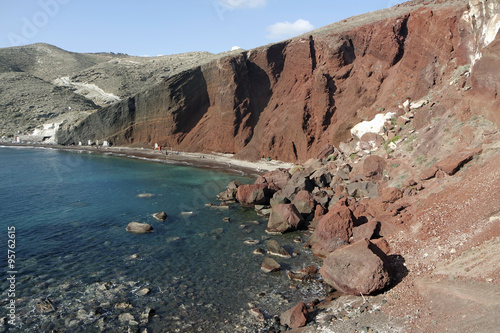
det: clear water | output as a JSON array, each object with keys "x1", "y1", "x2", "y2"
[{"x1": 0, "y1": 147, "x2": 325, "y2": 332}]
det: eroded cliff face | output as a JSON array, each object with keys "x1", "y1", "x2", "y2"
[{"x1": 57, "y1": 0, "x2": 499, "y2": 162}]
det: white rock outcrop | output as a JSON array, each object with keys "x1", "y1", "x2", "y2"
[{"x1": 350, "y1": 112, "x2": 396, "y2": 140}]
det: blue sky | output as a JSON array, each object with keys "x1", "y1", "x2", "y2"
[{"x1": 0, "y1": 0, "x2": 407, "y2": 56}]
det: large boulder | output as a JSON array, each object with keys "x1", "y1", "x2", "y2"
[
  {"x1": 292, "y1": 190, "x2": 316, "y2": 216},
  {"x1": 307, "y1": 199, "x2": 354, "y2": 250},
  {"x1": 126, "y1": 222, "x2": 154, "y2": 234},
  {"x1": 267, "y1": 204, "x2": 305, "y2": 234},
  {"x1": 363, "y1": 155, "x2": 387, "y2": 180},
  {"x1": 319, "y1": 239, "x2": 391, "y2": 295},
  {"x1": 280, "y1": 302, "x2": 308, "y2": 329},
  {"x1": 236, "y1": 183, "x2": 270, "y2": 205},
  {"x1": 434, "y1": 149, "x2": 482, "y2": 175}
]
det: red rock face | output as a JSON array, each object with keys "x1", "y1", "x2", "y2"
[{"x1": 58, "y1": 0, "x2": 496, "y2": 164}]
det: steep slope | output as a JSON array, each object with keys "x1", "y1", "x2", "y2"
[
  {"x1": 57, "y1": 0, "x2": 498, "y2": 164},
  {"x1": 0, "y1": 43, "x2": 223, "y2": 137}
]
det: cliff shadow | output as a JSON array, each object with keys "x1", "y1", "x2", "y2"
[
  {"x1": 241, "y1": 60, "x2": 272, "y2": 145},
  {"x1": 172, "y1": 67, "x2": 210, "y2": 136}
]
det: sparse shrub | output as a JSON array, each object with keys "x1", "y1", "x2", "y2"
[{"x1": 416, "y1": 155, "x2": 426, "y2": 165}]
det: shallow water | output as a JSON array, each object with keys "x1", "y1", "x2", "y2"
[{"x1": 0, "y1": 147, "x2": 325, "y2": 332}]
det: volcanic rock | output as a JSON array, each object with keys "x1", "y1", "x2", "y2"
[
  {"x1": 434, "y1": 149, "x2": 482, "y2": 175},
  {"x1": 152, "y1": 211, "x2": 167, "y2": 221},
  {"x1": 380, "y1": 187, "x2": 403, "y2": 203},
  {"x1": 267, "y1": 204, "x2": 305, "y2": 234},
  {"x1": 291, "y1": 190, "x2": 316, "y2": 216},
  {"x1": 353, "y1": 220, "x2": 381, "y2": 242},
  {"x1": 280, "y1": 302, "x2": 308, "y2": 328},
  {"x1": 126, "y1": 222, "x2": 154, "y2": 234},
  {"x1": 266, "y1": 239, "x2": 291, "y2": 258},
  {"x1": 319, "y1": 239, "x2": 391, "y2": 295},
  {"x1": 312, "y1": 237, "x2": 349, "y2": 258},
  {"x1": 236, "y1": 183, "x2": 270, "y2": 205},
  {"x1": 261, "y1": 257, "x2": 281, "y2": 273},
  {"x1": 307, "y1": 199, "x2": 354, "y2": 248},
  {"x1": 363, "y1": 156, "x2": 387, "y2": 180}
]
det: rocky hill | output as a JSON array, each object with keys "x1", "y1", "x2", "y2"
[
  {"x1": 56, "y1": 0, "x2": 499, "y2": 163},
  {"x1": 0, "y1": 43, "x2": 222, "y2": 137}
]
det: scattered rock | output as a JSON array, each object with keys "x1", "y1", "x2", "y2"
[
  {"x1": 253, "y1": 248, "x2": 265, "y2": 255},
  {"x1": 266, "y1": 239, "x2": 291, "y2": 258},
  {"x1": 299, "y1": 265, "x2": 318, "y2": 275},
  {"x1": 319, "y1": 239, "x2": 391, "y2": 295},
  {"x1": 249, "y1": 308, "x2": 265, "y2": 322},
  {"x1": 137, "y1": 288, "x2": 151, "y2": 296},
  {"x1": 35, "y1": 298, "x2": 55, "y2": 313},
  {"x1": 261, "y1": 257, "x2": 281, "y2": 273},
  {"x1": 137, "y1": 193, "x2": 154, "y2": 198},
  {"x1": 280, "y1": 301, "x2": 308, "y2": 328},
  {"x1": 126, "y1": 222, "x2": 154, "y2": 234},
  {"x1": 118, "y1": 313, "x2": 135, "y2": 323},
  {"x1": 267, "y1": 204, "x2": 305, "y2": 234},
  {"x1": 244, "y1": 239, "x2": 260, "y2": 245},
  {"x1": 152, "y1": 211, "x2": 167, "y2": 221}
]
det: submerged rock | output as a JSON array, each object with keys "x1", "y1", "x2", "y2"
[
  {"x1": 266, "y1": 239, "x2": 291, "y2": 258},
  {"x1": 261, "y1": 257, "x2": 281, "y2": 273},
  {"x1": 152, "y1": 211, "x2": 168, "y2": 221},
  {"x1": 126, "y1": 222, "x2": 154, "y2": 234},
  {"x1": 137, "y1": 193, "x2": 154, "y2": 198},
  {"x1": 280, "y1": 301, "x2": 308, "y2": 328}
]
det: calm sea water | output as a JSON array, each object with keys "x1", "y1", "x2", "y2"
[{"x1": 0, "y1": 147, "x2": 324, "y2": 332}]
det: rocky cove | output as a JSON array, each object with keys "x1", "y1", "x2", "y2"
[{"x1": 1, "y1": 0, "x2": 500, "y2": 331}]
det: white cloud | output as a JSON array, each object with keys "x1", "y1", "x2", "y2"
[
  {"x1": 266, "y1": 19, "x2": 314, "y2": 40},
  {"x1": 218, "y1": 0, "x2": 267, "y2": 9}
]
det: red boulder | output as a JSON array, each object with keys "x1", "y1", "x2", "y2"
[
  {"x1": 319, "y1": 239, "x2": 391, "y2": 295},
  {"x1": 280, "y1": 302, "x2": 308, "y2": 328}
]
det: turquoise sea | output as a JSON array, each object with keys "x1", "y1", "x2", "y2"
[{"x1": 0, "y1": 147, "x2": 324, "y2": 332}]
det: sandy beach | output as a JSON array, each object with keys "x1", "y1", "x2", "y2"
[{"x1": 0, "y1": 143, "x2": 294, "y2": 177}]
